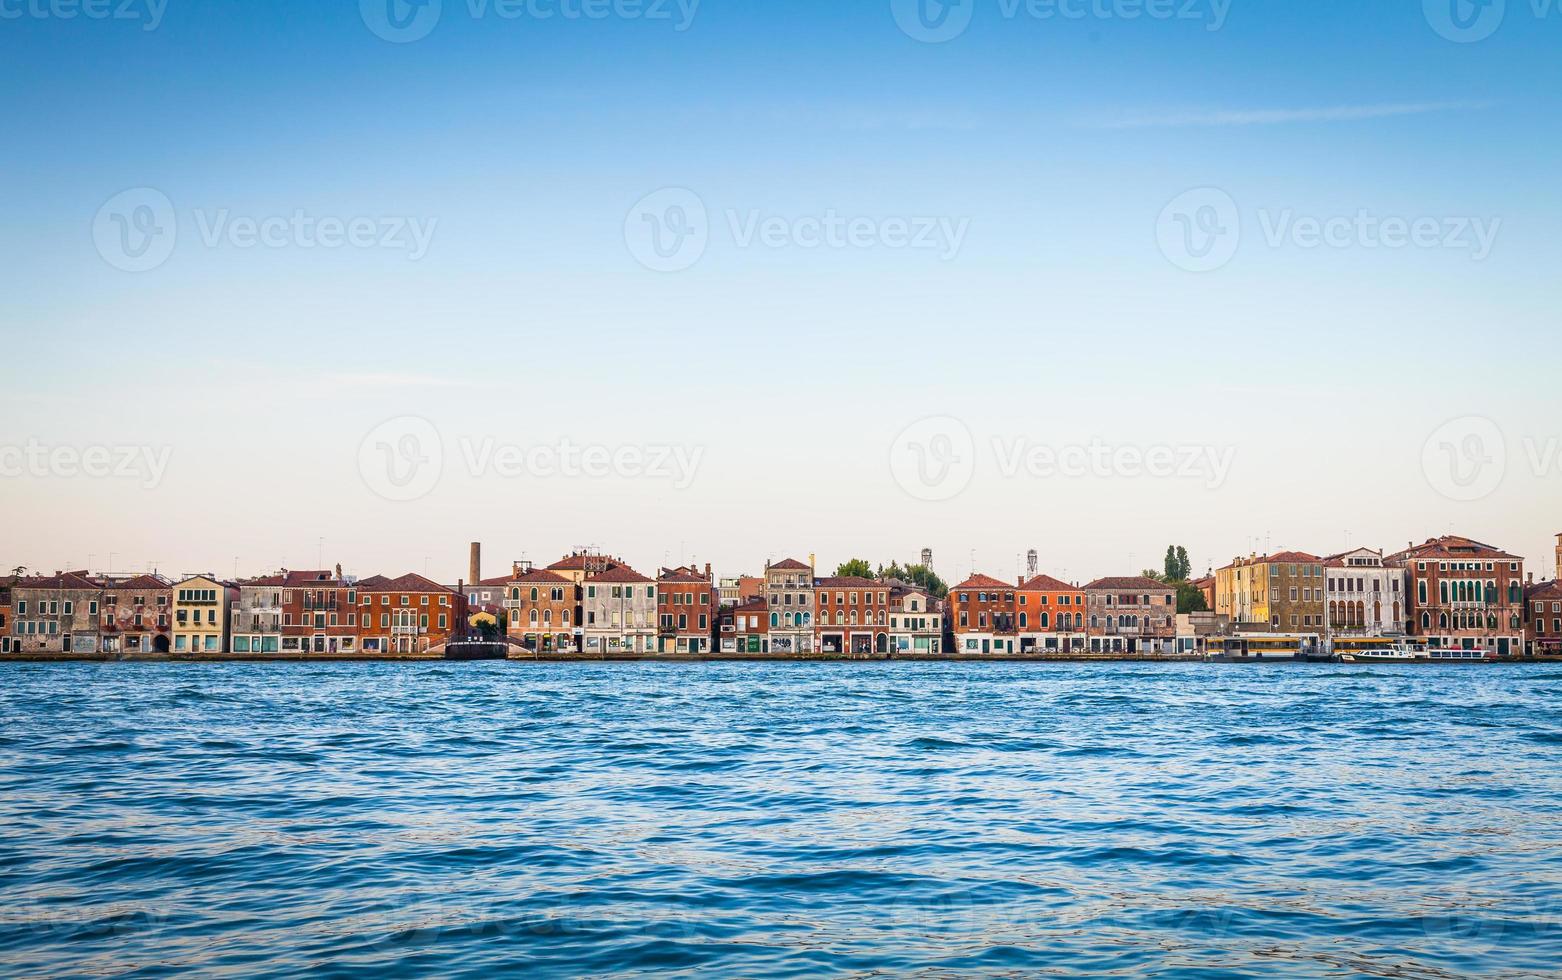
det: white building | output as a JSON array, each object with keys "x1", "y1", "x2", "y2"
[
  {"x1": 764, "y1": 558, "x2": 815, "y2": 655},
  {"x1": 582, "y1": 565, "x2": 657, "y2": 654},
  {"x1": 1324, "y1": 548, "x2": 1407, "y2": 638},
  {"x1": 888, "y1": 585, "x2": 942, "y2": 655}
]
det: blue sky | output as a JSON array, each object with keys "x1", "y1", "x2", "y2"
[{"x1": 2, "y1": 0, "x2": 1559, "y2": 583}]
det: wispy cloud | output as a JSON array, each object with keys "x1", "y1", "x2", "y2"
[{"x1": 1090, "y1": 100, "x2": 1492, "y2": 130}]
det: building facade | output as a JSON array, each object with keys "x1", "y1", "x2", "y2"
[
  {"x1": 1214, "y1": 552, "x2": 1327, "y2": 633},
  {"x1": 1388, "y1": 536, "x2": 1525, "y2": 657},
  {"x1": 99, "y1": 574, "x2": 172, "y2": 655},
  {"x1": 1016, "y1": 573, "x2": 1086, "y2": 653},
  {"x1": 763, "y1": 558, "x2": 815, "y2": 655},
  {"x1": 583, "y1": 565, "x2": 657, "y2": 654},
  {"x1": 0, "y1": 575, "x2": 12, "y2": 654},
  {"x1": 949, "y1": 574, "x2": 1018, "y2": 655},
  {"x1": 1085, "y1": 576, "x2": 1177, "y2": 654},
  {"x1": 1322, "y1": 548, "x2": 1407, "y2": 638},
  {"x1": 724, "y1": 596, "x2": 769, "y2": 653},
  {"x1": 356, "y1": 573, "x2": 465, "y2": 654},
  {"x1": 888, "y1": 585, "x2": 942, "y2": 655},
  {"x1": 280, "y1": 569, "x2": 357, "y2": 655},
  {"x1": 172, "y1": 575, "x2": 237, "y2": 655},
  {"x1": 1527, "y1": 579, "x2": 1562, "y2": 658},
  {"x1": 814, "y1": 576, "x2": 889, "y2": 655},
  {"x1": 11, "y1": 572, "x2": 101, "y2": 655},
  {"x1": 231, "y1": 575, "x2": 285, "y2": 655},
  {"x1": 657, "y1": 565, "x2": 715, "y2": 654},
  {"x1": 507, "y1": 568, "x2": 579, "y2": 653}
]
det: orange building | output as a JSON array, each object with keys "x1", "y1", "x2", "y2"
[
  {"x1": 814, "y1": 576, "x2": 890, "y2": 655},
  {"x1": 1016, "y1": 573, "x2": 1086, "y2": 653},
  {"x1": 356, "y1": 573, "x2": 466, "y2": 654},
  {"x1": 507, "y1": 568, "x2": 579, "y2": 653}
]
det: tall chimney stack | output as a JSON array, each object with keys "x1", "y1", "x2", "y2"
[{"x1": 469, "y1": 542, "x2": 481, "y2": 586}]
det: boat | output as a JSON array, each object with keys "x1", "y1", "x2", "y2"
[
  {"x1": 1338, "y1": 646, "x2": 1423, "y2": 664},
  {"x1": 1205, "y1": 634, "x2": 1321, "y2": 663}
]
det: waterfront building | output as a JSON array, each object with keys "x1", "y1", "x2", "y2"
[
  {"x1": 1322, "y1": 548, "x2": 1406, "y2": 639},
  {"x1": 814, "y1": 576, "x2": 889, "y2": 655},
  {"x1": 507, "y1": 567, "x2": 578, "y2": 653},
  {"x1": 658, "y1": 565, "x2": 716, "y2": 654},
  {"x1": 724, "y1": 596, "x2": 769, "y2": 654},
  {"x1": 10, "y1": 571, "x2": 101, "y2": 655},
  {"x1": 1214, "y1": 552, "x2": 1327, "y2": 636},
  {"x1": 764, "y1": 558, "x2": 815, "y2": 655},
  {"x1": 356, "y1": 573, "x2": 465, "y2": 654},
  {"x1": 1192, "y1": 575, "x2": 1215, "y2": 611},
  {"x1": 888, "y1": 585, "x2": 942, "y2": 655},
  {"x1": 280, "y1": 568, "x2": 357, "y2": 655},
  {"x1": 465, "y1": 576, "x2": 512, "y2": 622},
  {"x1": 0, "y1": 573, "x2": 12, "y2": 654},
  {"x1": 582, "y1": 564, "x2": 657, "y2": 654},
  {"x1": 98, "y1": 574, "x2": 172, "y2": 655},
  {"x1": 1526, "y1": 576, "x2": 1562, "y2": 658},
  {"x1": 1084, "y1": 576, "x2": 1177, "y2": 654},
  {"x1": 171, "y1": 575, "x2": 238, "y2": 655},
  {"x1": 1387, "y1": 535, "x2": 1525, "y2": 657},
  {"x1": 718, "y1": 575, "x2": 764, "y2": 605},
  {"x1": 231, "y1": 574, "x2": 285, "y2": 655},
  {"x1": 1016, "y1": 573, "x2": 1086, "y2": 654},
  {"x1": 948, "y1": 573, "x2": 1017, "y2": 655}
]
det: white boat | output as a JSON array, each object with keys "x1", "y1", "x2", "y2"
[{"x1": 1338, "y1": 646, "x2": 1423, "y2": 663}]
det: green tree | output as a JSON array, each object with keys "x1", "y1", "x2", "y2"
[
  {"x1": 1175, "y1": 546, "x2": 1192, "y2": 581},
  {"x1": 836, "y1": 558, "x2": 874, "y2": 579},
  {"x1": 1175, "y1": 580, "x2": 1209, "y2": 614},
  {"x1": 1164, "y1": 546, "x2": 1178, "y2": 580}
]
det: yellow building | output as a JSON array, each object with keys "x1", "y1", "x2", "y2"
[
  {"x1": 172, "y1": 575, "x2": 237, "y2": 654},
  {"x1": 1214, "y1": 552, "x2": 1327, "y2": 632}
]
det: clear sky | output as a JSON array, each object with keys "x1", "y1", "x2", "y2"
[{"x1": 2, "y1": 0, "x2": 1559, "y2": 585}]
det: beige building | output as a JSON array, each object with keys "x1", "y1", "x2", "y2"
[
  {"x1": 582, "y1": 564, "x2": 657, "y2": 654},
  {"x1": 172, "y1": 575, "x2": 237, "y2": 654},
  {"x1": 764, "y1": 558, "x2": 815, "y2": 655}
]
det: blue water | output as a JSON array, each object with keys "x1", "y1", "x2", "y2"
[{"x1": 2, "y1": 663, "x2": 1561, "y2": 978}]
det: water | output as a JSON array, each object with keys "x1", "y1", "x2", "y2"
[{"x1": 2, "y1": 662, "x2": 1561, "y2": 978}]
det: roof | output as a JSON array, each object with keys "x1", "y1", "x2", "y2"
[
  {"x1": 1218, "y1": 551, "x2": 1321, "y2": 570},
  {"x1": 1019, "y1": 573, "x2": 1077, "y2": 592},
  {"x1": 547, "y1": 553, "x2": 617, "y2": 571},
  {"x1": 1387, "y1": 536, "x2": 1522, "y2": 563},
  {"x1": 474, "y1": 575, "x2": 512, "y2": 587},
  {"x1": 15, "y1": 571, "x2": 100, "y2": 591},
  {"x1": 769, "y1": 558, "x2": 811, "y2": 571},
  {"x1": 359, "y1": 573, "x2": 457, "y2": 594},
  {"x1": 511, "y1": 569, "x2": 571, "y2": 585},
  {"x1": 1084, "y1": 576, "x2": 1174, "y2": 591},
  {"x1": 658, "y1": 568, "x2": 710, "y2": 584},
  {"x1": 1528, "y1": 580, "x2": 1562, "y2": 599},
  {"x1": 586, "y1": 564, "x2": 653, "y2": 584},
  {"x1": 814, "y1": 576, "x2": 881, "y2": 589},
  {"x1": 110, "y1": 574, "x2": 173, "y2": 591},
  {"x1": 952, "y1": 573, "x2": 1013, "y2": 591}
]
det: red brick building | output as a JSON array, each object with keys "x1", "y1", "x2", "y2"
[
  {"x1": 1387, "y1": 535, "x2": 1525, "y2": 658},
  {"x1": 0, "y1": 574, "x2": 12, "y2": 655},
  {"x1": 1527, "y1": 579, "x2": 1562, "y2": 658},
  {"x1": 281, "y1": 569, "x2": 358, "y2": 655},
  {"x1": 814, "y1": 576, "x2": 891, "y2": 655},
  {"x1": 658, "y1": 565, "x2": 716, "y2": 654},
  {"x1": 357, "y1": 573, "x2": 467, "y2": 654},
  {"x1": 724, "y1": 596, "x2": 769, "y2": 654},
  {"x1": 948, "y1": 573, "x2": 1018, "y2": 655},
  {"x1": 507, "y1": 568, "x2": 578, "y2": 653},
  {"x1": 1085, "y1": 576, "x2": 1177, "y2": 654}
]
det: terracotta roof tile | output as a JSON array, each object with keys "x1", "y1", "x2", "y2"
[{"x1": 952, "y1": 573, "x2": 1012, "y2": 590}]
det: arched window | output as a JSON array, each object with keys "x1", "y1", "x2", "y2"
[
  {"x1": 1039, "y1": 612, "x2": 1049, "y2": 630},
  {"x1": 1439, "y1": 613, "x2": 1449, "y2": 629},
  {"x1": 530, "y1": 587, "x2": 539, "y2": 602},
  {"x1": 543, "y1": 610, "x2": 551, "y2": 625},
  {"x1": 771, "y1": 612, "x2": 779, "y2": 628},
  {"x1": 1422, "y1": 612, "x2": 1431, "y2": 628},
  {"x1": 529, "y1": 610, "x2": 538, "y2": 625}
]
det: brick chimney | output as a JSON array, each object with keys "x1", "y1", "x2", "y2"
[{"x1": 468, "y1": 542, "x2": 481, "y2": 586}]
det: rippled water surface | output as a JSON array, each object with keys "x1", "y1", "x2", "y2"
[{"x1": 3, "y1": 662, "x2": 1562, "y2": 978}]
